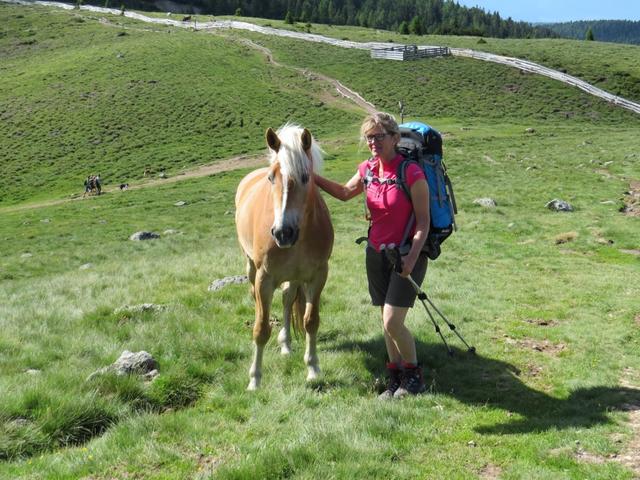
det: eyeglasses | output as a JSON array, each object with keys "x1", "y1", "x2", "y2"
[{"x1": 365, "y1": 133, "x2": 388, "y2": 143}]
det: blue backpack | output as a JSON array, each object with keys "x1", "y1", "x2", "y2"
[{"x1": 396, "y1": 121, "x2": 457, "y2": 260}]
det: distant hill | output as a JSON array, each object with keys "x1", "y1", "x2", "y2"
[
  {"x1": 545, "y1": 20, "x2": 640, "y2": 45},
  {"x1": 94, "y1": 0, "x2": 558, "y2": 39}
]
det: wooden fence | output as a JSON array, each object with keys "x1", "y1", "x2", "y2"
[
  {"x1": 370, "y1": 45, "x2": 451, "y2": 61},
  {"x1": 449, "y1": 48, "x2": 640, "y2": 115}
]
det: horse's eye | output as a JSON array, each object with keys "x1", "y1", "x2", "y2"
[
  {"x1": 267, "y1": 173, "x2": 275, "y2": 184},
  {"x1": 301, "y1": 173, "x2": 309, "y2": 185}
]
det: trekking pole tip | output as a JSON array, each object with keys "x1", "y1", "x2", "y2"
[{"x1": 468, "y1": 346, "x2": 476, "y2": 355}]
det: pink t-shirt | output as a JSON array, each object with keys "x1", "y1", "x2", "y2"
[{"x1": 357, "y1": 154, "x2": 425, "y2": 252}]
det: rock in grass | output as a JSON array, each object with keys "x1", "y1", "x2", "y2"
[
  {"x1": 208, "y1": 275, "x2": 248, "y2": 291},
  {"x1": 112, "y1": 351, "x2": 159, "y2": 376},
  {"x1": 87, "y1": 350, "x2": 159, "y2": 381},
  {"x1": 473, "y1": 198, "x2": 497, "y2": 208},
  {"x1": 546, "y1": 199, "x2": 574, "y2": 212},
  {"x1": 129, "y1": 231, "x2": 160, "y2": 241}
]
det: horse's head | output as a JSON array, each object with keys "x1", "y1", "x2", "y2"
[{"x1": 265, "y1": 125, "x2": 322, "y2": 248}]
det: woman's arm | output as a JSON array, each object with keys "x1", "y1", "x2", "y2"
[
  {"x1": 400, "y1": 178, "x2": 429, "y2": 277},
  {"x1": 315, "y1": 171, "x2": 363, "y2": 201}
]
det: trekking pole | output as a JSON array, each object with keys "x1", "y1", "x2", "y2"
[
  {"x1": 380, "y1": 243, "x2": 453, "y2": 355},
  {"x1": 382, "y1": 244, "x2": 476, "y2": 356}
]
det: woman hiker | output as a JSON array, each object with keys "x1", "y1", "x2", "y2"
[{"x1": 314, "y1": 112, "x2": 430, "y2": 399}]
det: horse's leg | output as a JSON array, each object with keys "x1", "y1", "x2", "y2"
[
  {"x1": 302, "y1": 264, "x2": 328, "y2": 381},
  {"x1": 248, "y1": 268, "x2": 274, "y2": 390},
  {"x1": 246, "y1": 256, "x2": 256, "y2": 300},
  {"x1": 278, "y1": 282, "x2": 296, "y2": 355}
]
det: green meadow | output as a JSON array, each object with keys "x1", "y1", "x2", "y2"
[{"x1": 1, "y1": 3, "x2": 639, "y2": 479}]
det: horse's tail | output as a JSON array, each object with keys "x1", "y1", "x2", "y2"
[{"x1": 292, "y1": 285, "x2": 306, "y2": 336}]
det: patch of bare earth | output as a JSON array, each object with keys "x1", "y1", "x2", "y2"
[
  {"x1": 501, "y1": 335, "x2": 566, "y2": 355},
  {"x1": 614, "y1": 368, "x2": 640, "y2": 476},
  {"x1": 523, "y1": 318, "x2": 558, "y2": 327},
  {"x1": 621, "y1": 180, "x2": 640, "y2": 217},
  {"x1": 195, "y1": 454, "x2": 223, "y2": 478},
  {"x1": 478, "y1": 463, "x2": 502, "y2": 479}
]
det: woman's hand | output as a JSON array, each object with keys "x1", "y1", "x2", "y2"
[{"x1": 400, "y1": 251, "x2": 419, "y2": 278}]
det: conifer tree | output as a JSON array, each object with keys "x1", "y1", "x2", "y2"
[
  {"x1": 285, "y1": 10, "x2": 294, "y2": 24},
  {"x1": 409, "y1": 15, "x2": 424, "y2": 35}
]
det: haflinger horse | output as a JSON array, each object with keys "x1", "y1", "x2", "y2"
[{"x1": 235, "y1": 125, "x2": 334, "y2": 390}]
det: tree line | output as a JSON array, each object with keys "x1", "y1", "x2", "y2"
[
  {"x1": 102, "y1": 0, "x2": 558, "y2": 39},
  {"x1": 544, "y1": 20, "x2": 640, "y2": 45}
]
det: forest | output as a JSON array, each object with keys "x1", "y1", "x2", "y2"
[
  {"x1": 545, "y1": 20, "x2": 640, "y2": 45},
  {"x1": 99, "y1": 0, "x2": 558, "y2": 38}
]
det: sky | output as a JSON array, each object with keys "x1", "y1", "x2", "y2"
[{"x1": 455, "y1": 0, "x2": 640, "y2": 23}]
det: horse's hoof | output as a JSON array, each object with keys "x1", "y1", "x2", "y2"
[
  {"x1": 280, "y1": 345, "x2": 292, "y2": 355},
  {"x1": 247, "y1": 378, "x2": 260, "y2": 391},
  {"x1": 306, "y1": 367, "x2": 321, "y2": 381}
]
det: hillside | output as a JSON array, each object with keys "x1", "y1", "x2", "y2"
[
  {"x1": 2, "y1": 2, "x2": 639, "y2": 207},
  {"x1": 1, "y1": 3, "x2": 640, "y2": 479},
  {"x1": 0, "y1": 3, "x2": 362, "y2": 205},
  {"x1": 545, "y1": 20, "x2": 640, "y2": 45},
  {"x1": 243, "y1": 18, "x2": 640, "y2": 106}
]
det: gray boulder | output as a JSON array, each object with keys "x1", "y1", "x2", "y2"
[
  {"x1": 88, "y1": 350, "x2": 159, "y2": 381},
  {"x1": 111, "y1": 350, "x2": 159, "y2": 376},
  {"x1": 473, "y1": 198, "x2": 497, "y2": 208},
  {"x1": 546, "y1": 199, "x2": 574, "y2": 212},
  {"x1": 129, "y1": 231, "x2": 160, "y2": 241},
  {"x1": 209, "y1": 275, "x2": 248, "y2": 291}
]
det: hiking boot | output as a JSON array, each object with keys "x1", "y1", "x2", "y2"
[
  {"x1": 394, "y1": 364, "x2": 427, "y2": 398},
  {"x1": 378, "y1": 363, "x2": 402, "y2": 400}
]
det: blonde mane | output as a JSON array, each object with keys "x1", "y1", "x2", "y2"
[{"x1": 269, "y1": 124, "x2": 324, "y2": 182}]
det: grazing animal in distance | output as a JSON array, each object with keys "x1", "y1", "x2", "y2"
[
  {"x1": 235, "y1": 125, "x2": 334, "y2": 390},
  {"x1": 83, "y1": 174, "x2": 102, "y2": 197}
]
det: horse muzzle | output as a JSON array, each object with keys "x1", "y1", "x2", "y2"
[{"x1": 271, "y1": 225, "x2": 299, "y2": 248}]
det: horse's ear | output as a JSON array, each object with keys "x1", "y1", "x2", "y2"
[
  {"x1": 301, "y1": 128, "x2": 312, "y2": 152},
  {"x1": 266, "y1": 128, "x2": 280, "y2": 152}
]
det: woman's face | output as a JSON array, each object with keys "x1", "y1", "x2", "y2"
[{"x1": 365, "y1": 125, "x2": 397, "y2": 161}]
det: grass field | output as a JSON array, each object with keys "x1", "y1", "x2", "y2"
[{"x1": 1, "y1": 3, "x2": 639, "y2": 479}]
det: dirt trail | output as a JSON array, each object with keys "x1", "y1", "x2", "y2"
[
  {"x1": 0, "y1": 154, "x2": 266, "y2": 213},
  {"x1": 236, "y1": 38, "x2": 377, "y2": 114}
]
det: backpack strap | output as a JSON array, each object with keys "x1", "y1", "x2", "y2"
[
  {"x1": 362, "y1": 160, "x2": 375, "y2": 222},
  {"x1": 396, "y1": 157, "x2": 416, "y2": 252}
]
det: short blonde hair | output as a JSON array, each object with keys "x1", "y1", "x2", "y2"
[{"x1": 360, "y1": 112, "x2": 400, "y2": 138}]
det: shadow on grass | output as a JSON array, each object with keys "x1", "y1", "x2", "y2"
[{"x1": 334, "y1": 335, "x2": 640, "y2": 434}]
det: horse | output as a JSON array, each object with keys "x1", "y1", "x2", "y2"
[
  {"x1": 235, "y1": 125, "x2": 334, "y2": 390},
  {"x1": 83, "y1": 175, "x2": 102, "y2": 197}
]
